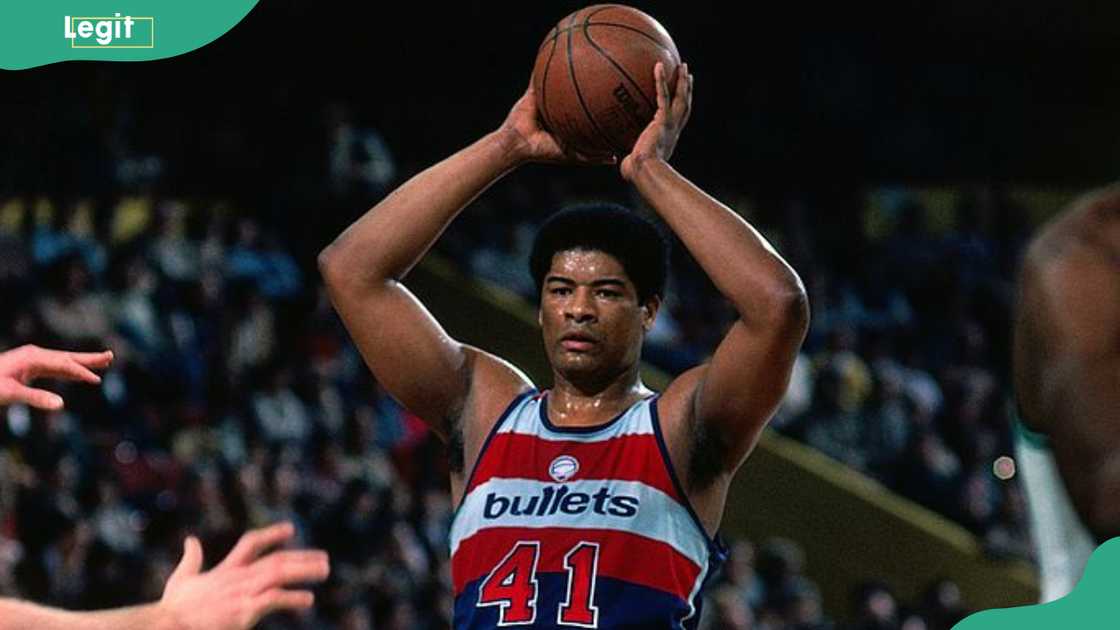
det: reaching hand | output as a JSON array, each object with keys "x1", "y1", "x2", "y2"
[
  {"x1": 0, "y1": 345, "x2": 114, "y2": 410},
  {"x1": 159, "y1": 523, "x2": 330, "y2": 630},
  {"x1": 621, "y1": 62, "x2": 693, "y2": 181},
  {"x1": 498, "y1": 84, "x2": 618, "y2": 166}
]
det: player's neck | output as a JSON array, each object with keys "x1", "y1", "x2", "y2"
[{"x1": 547, "y1": 367, "x2": 652, "y2": 428}]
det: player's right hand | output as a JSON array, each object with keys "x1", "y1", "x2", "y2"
[
  {"x1": 158, "y1": 523, "x2": 330, "y2": 630},
  {"x1": 620, "y1": 62, "x2": 692, "y2": 182},
  {"x1": 498, "y1": 84, "x2": 617, "y2": 166},
  {"x1": 0, "y1": 345, "x2": 113, "y2": 410}
]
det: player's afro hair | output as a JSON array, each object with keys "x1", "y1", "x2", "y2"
[{"x1": 529, "y1": 202, "x2": 669, "y2": 303}]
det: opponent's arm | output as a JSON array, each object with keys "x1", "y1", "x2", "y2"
[
  {"x1": 1014, "y1": 186, "x2": 1120, "y2": 542},
  {"x1": 318, "y1": 85, "x2": 607, "y2": 438},
  {"x1": 0, "y1": 523, "x2": 329, "y2": 630},
  {"x1": 0, "y1": 599, "x2": 175, "y2": 630},
  {"x1": 624, "y1": 64, "x2": 809, "y2": 477}
]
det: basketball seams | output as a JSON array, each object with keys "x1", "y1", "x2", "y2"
[
  {"x1": 548, "y1": 22, "x2": 672, "y2": 56},
  {"x1": 538, "y1": 32, "x2": 560, "y2": 135},
  {"x1": 580, "y1": 23, "x2": 659, "y2": 122},
  {"x1": 584, "y1": 2, "x2": 675, "y2": 46},
  {"x1": 584, "y1": 4, "x2": 617, "y2": 23},
  {"x1": 584, "y1": 22, "x2": 678, "y2": 56},
  {"x1": 565, "y1": 12, "x2": 615, "y2": 155},
  {"x1": 537, "y1": 26, "x2": 559, "y2": 51}
]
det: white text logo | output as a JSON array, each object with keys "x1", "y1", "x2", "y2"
[{"x1": 64, "y1": 14, "x2": 154, "y2": 48}]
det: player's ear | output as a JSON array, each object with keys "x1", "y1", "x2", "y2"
[{"x1": 641, "y1": 294, "x2": 661, "y2": 332}]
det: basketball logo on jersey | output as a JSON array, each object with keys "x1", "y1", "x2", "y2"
[{"x1": 549, "y1": 455, "x2": 579, "y2": 482}]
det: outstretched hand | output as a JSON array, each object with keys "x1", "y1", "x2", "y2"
[
  {"x1": 621, "y1": 62, "x2": 693, "y2": 181},
  {"x1": 0, "y1": 345, "x2": 113, "y2": 410},
  {"x1": 159, "y1": 523, "x2": 330, "y2": 630},
  {"x1": 499, "y1": 84, "x2": 618, "y2": 166}
]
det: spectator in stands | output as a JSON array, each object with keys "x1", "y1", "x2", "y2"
[
  {"x1": 783, "y1": 578, "x2": 832, "y2": 630},
  {"x1": 848, "y1": 581, "x2": 899, "y2": 630}
]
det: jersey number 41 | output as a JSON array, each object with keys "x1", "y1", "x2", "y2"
[{"x1": 478, "y1": 540, "x2": 600, "y2": 627}]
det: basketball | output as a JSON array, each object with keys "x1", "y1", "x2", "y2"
[{"x1": 531, "y1": 4, "x2": 681, "y2": 159}]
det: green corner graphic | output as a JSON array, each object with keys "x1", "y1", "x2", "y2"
[
  {"x1": 955, "y1": 537, "x2": 1120, "y2": 629},
  {"x1": 1, "y1": 1, "x2": 259, "y2": 70}
]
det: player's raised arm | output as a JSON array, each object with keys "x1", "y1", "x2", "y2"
[
  {"x1": 0, "y1": 523, "x2": 329, "y2": 630},
  {"x1": 318, "y1": 84, "x2": 611, "y2": 439},
  {"x1": 622, "y1": 63, "x2": 809, "y2": 478},
  {"x1": 1014, "y1": 186, "x2": 1120, "y2": 542}
]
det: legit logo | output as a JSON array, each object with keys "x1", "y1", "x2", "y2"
[{"x1": 64, "y1": 14, "x2": 154, "y2": 48}]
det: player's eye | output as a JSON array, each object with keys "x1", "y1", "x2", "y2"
[{"x1": 550, "y1": 287, "x2": 572, "y2": 296}]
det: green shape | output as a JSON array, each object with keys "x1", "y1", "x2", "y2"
[
  {"x1": 955, "y1": 537, "x2": 1120, "y2": 629},
  {"x1": 1, "y1": 1, "x2": 258, "y2": 70}
]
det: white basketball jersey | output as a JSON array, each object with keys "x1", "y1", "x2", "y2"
[{"x1": 1014, "y1": 418, "x2": 1096, "y2": 602}]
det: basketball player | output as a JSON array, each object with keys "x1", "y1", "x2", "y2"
[
  {"x1": 1013, "y1": 185, "x2": 1120, "y2": 602},
  {"x1": 320, "y1": 62, "x2": 808, "y2": 628},
  {"x1": 0, "y1": 344, "x2": 331, "y2": 629}
]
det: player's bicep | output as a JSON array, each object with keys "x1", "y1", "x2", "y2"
[{"x1": 326, "y1": 279, "x2": 470, "y2": 438}]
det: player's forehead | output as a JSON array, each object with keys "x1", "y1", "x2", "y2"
[{"x1": 547, "y1": 248, "x2": 631, "y2": 284}]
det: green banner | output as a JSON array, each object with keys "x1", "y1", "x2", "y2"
[
  {"x1": 955, "y1": 538, "x2": 1120, "y2": 629},
  {"x1": 0, "y1": 1, "x2": 259, "y2": 70}
]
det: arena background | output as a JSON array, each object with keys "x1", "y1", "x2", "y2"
[{"x1": 1, "y1": 1, "x2": 1119, "y2": 629}]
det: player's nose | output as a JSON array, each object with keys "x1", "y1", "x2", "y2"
[{"x1": 564, "y1": 288, "x2": 597, "y2": 322}]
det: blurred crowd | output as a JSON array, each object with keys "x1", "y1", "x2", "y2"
[
  {"x1": 699, "y1": 536, "x2": 970, "y2": 630},
  {"x1": 0, "y1": 195, "x2": 451, "y2": 628},
  {"x1": 773, "y1": 188, "x2": 1033, "y2": 558}
]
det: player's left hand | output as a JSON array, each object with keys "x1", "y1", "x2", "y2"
[
  {"x1": 620, "y1": 62, "x2": 692, "y2": 181},
  {"x1": 158, "y1": 523, "x2": 330, "y2": 630},
  {"x1": 0, "y1": 345, "x2": 114, "y2": 410}
]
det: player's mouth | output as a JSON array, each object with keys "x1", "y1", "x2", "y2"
[{"x1": 560, "y1": 331, "x2": 599, "y2": 352}]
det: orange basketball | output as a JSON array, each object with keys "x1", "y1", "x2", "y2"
[{"x1": 531, "y1": 4, "x2": 681, "y2": 159}]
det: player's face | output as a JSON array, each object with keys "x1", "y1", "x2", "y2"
[{"x1": 539, "y1": 249, "x2": 657, "y2": 383}]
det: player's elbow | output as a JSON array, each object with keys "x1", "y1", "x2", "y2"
[
  {"x1": 318, "y1": 239, "x2": 366, "y2": 288},
  {"x1": 319, "y1": 241, "x2": 396, "y2": 298},
  {"x1": 317, "y1": 242, "x2": 344, "y2": 286},
  {"x1": 753, "y1": 276, "x2": 810, "y2": 338},
  {"x1": 787, "y1": 280, "x2": 810, "y2": 323},
  {"x1": 782, "y1": 285, "x2": 810, "y2": 340}
]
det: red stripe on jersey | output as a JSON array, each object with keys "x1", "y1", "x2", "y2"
[
  {"x1": 466, "y1": 433, "x2": 679, "y2": 499},
  {"x1": 453, "y1": 526, "x2": 702, "y2": 602}
]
